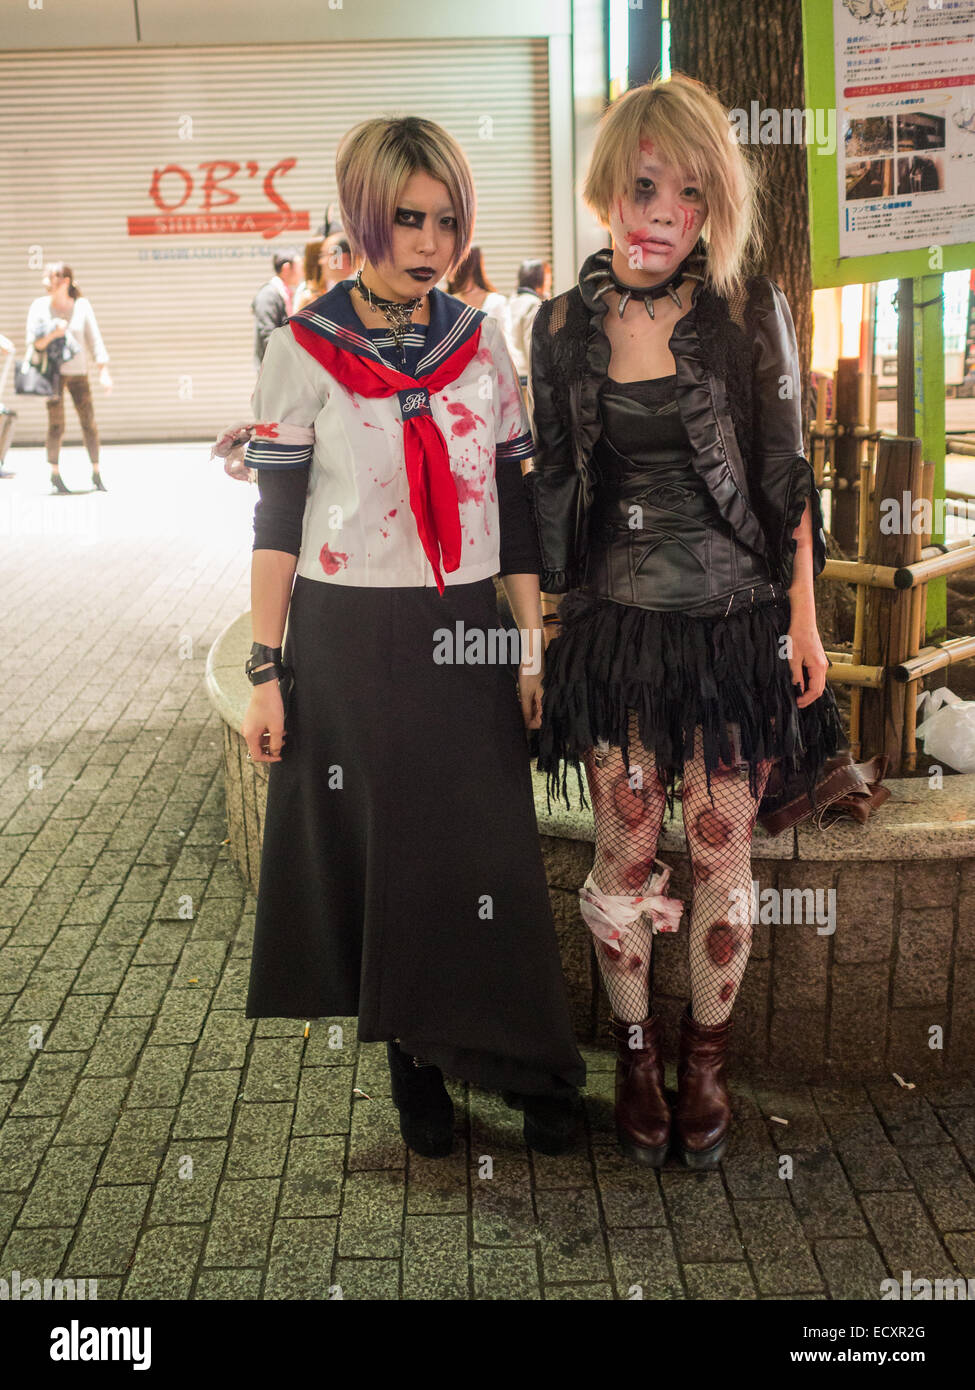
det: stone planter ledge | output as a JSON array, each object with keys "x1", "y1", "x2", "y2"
[{"x1": 208, "y1": 611, "x2": 975, "y2": 1081}]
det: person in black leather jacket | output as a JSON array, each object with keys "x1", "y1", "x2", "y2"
[{"x1": 528, "y1": 74, "x2": 844, "y2": 1171}]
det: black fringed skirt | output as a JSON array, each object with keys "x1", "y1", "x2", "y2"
[{"x1": 537, "y1": 586, "x2": 845, "y2": 819}]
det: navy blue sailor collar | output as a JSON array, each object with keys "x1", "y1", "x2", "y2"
[{"x1": 289, "y1": 278, "x2": 485, "y2": 378}]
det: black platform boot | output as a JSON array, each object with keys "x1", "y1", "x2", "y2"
[
  {"x1": 386, "y1": 1040, "x2": 454, "y2": 1158},
  {"x1": 501, "y1": 1089, "x2": 583, "y2": 1156}
]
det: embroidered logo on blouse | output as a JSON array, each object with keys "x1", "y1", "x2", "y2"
[{"x1": 398, "y1": 388, "x2": 431, "y2": 420}]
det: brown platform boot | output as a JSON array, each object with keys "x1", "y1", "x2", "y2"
[
  {"x1": 673, "y1": 1005, "x2": 733, "y2": 1169},
  {"x1": 609, "y1": 1014, "x2": 671, "y2": 1167}
]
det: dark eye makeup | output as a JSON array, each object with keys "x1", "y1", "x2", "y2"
[
  {"x1": 634, "y1": 179, "x2": 702, "y2": 199},
  {"x1": 394, "y1": 207, "x2": 458, "y2": 229}
]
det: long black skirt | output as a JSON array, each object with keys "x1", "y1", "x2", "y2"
[
  {"x1": 537, "y1": 586, "x2": 846, "y2": 820},
  {"x1": 246, "y1": 574, "x2": 585, "y2": 1099}
]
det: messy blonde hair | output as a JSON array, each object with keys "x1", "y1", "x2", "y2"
[
  {"x1": 336, "y1": 115, "x2": 475, "y2": 276},
  {"x1": 583, "y1": 73, "x2": 765, "y2": 298}
]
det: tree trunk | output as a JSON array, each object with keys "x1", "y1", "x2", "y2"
[
  {"x1": 669, "y1": 1, "x2": 813, "y2": 412},
  {"x1": 669, "y1": 2, "x2": 849, "y2": 729}
]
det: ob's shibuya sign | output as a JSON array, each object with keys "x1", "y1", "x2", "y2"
[{"x1": 126, "y1": 158, "x2": 310, "y2": 239}]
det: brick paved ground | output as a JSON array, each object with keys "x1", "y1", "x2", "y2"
[{"x1": 1, "y1": 443, "x2": 975, "y2": 1301}]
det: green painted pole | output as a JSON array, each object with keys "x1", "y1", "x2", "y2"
[{"x1": 913, "y1": 272, "x2": 947, "y2": 638}]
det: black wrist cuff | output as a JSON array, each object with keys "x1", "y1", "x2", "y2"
[
  {"x1": 248, "y1": 664, "x2": 283, "y2": 686},
  {"x1": 246, "y1": 641, "x2": 284, "y2": 684}
]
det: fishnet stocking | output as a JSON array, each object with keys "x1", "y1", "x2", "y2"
[
  {"x1": 581, "y1": 728, "x2": 668, "y2": 1023},
  {"x1": 681, "y1": 725, "x2": 774, "y2": 1024},
  {"x1": 582, "y1": 712, "x2": 774, "y2": 1026}
]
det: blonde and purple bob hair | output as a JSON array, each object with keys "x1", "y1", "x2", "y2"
[{"x1": 336, "y1": 115, "x2": 476, "y2": 277}]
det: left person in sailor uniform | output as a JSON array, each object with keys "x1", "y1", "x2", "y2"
[{"x1": 212, "y1": 115, "x2": 585, "y2": 1159}]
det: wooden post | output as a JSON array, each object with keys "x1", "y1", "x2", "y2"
[
  {"x1": 902, "y1": 460, "x2": 934, "y2": 771},
  {"x1": 811, "y1": 370, "x2": 827, "y2": 489},
  {"x1": 860, "y1": 435, "x2": 923, "y2": 771},
  {"x1": 848, "y1": 363, "x2": 872, "y2": 758},
  {"x1": 833, "y1": 357, "x2": 861, "y2": 553},
  {"x1": 913, "y1": 272, "x2": 948, "y2": 640},
  {"x1": 896, "y1": 278, "x2": 914, "y2": 439}
]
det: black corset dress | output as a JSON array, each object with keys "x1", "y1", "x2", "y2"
[{"x1": 537, "y1": 373, "x2": 844, "y2": 817}]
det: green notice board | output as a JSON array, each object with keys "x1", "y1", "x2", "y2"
[{"x1": 802, "y1": 0, "x2": 975, "y2": 289}]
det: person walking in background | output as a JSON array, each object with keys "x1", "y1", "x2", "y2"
[
  {"x1": 0, "y1": 333, "x2": 16, "y2": 476},
  {"x1": 26, "y1": 262, "x2": 112, "y2": 495},
  {"x1": 446, "y1": 245, "x2": 509, "y2": 333},
  {"x1": 507, "y1": 258, "x2": 552, "y2": 386},
  {"x1": 320, "y1": 231, "x2": 353, "y2": 292},
  {"x1": 292, "y1": 237, "x2": 327, "y2": 314},
  {"x1": 251, "y1": 248, "x2": 302, "y2": 367},
  {"x1": 293, "y1": 232, "x2": 355, "y2": 313}
]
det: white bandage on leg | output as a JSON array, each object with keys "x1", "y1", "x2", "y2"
[
  {"x1": 642, "y1": 859, "x2": 685, "y2": 934},
  {"x1": 578, "y1": 865, "x2": 684, "y2": 952}
]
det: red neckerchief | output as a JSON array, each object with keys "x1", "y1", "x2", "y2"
[{"x1": 290, "y1": 318, "x2": 482, "y2": 594}]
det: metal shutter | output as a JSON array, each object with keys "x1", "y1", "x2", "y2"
[{"x1": 0, "y1": 39, "x2": 551, "y2": 443}]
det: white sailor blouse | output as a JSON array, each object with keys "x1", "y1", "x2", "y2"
[{"x1": 241, "y1": 279, "x2": 536, "y2": 588}]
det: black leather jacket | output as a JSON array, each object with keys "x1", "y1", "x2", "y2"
[{"x1": 526, "y1": 245, "x2": 828, "y2": 600}]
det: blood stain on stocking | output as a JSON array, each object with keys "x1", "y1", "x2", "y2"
[
  {"x1": 612, "y1": 774, "x2": 648, "y2": 827},
  {"x1": 600, "y1": 941, "x2": 621, "y2": 960},
  {"x1": 623, "y1": 856, "x2": 656, "y2": 890},
  {"x1": 706, "y1": 921, "x2": 736, "y2": 967},
  {"x1": 692, "y1": 862, "x2": 714, "y2": 884},
  {"x1": 694, "y1": 807, "x2": 732, "y2": 847},
  {"x1": 719, "y1": 981, "x2": 734, "y2": 1003}
]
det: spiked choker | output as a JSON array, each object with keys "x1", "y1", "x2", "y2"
[{"x1": 582, "y1": 250, "x2": 703, "y2": 319}]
